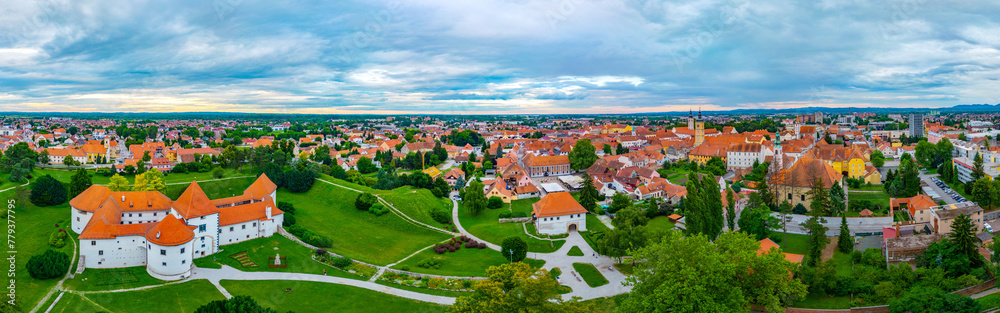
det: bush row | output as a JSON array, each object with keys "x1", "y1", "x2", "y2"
[
  {"x1": 287, "y1": 225, "x2": 333, "y2": 248},
  {"x1": 497, "y1": 211, "x2": 528, "y2": 219}
]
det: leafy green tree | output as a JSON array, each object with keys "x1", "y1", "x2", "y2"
[
  {"x1": 603, "y1": 144, "x2": 612, "y2": 155},
  {"x1": 621, "y1": 231, "x2": 807, "y2": 313},
  {"x1": 725, "y1": 189, "x2": 736, "y2": 231},
  {"x1": 915, "y1": 140, "x2": 935, "y2": 168},
  {"x1": 500, "y1": 236, "x2": 527, "y2": 263},
  {"x1": 356, "y1": 157, "x2": 377, "y2": 174},
  {"x1": 807, "y1": 178, "x2": 831, "y2": 215},
  {"x1": 463, "y1": 179, "x2": 488, "y2": 216},
  {"x1": 888, "y1": 286, "x2": 979, "y2": 313},
  {"x1": 803, "y1": 196, "x2": 829, "y2": 267},
  {"x1": 354, "y1": 193, "x2": 377, "y2": 211},
  {"x1": 487, "y1": 196, "x2": 504, "y2": 210},
  {"x1": 450, "y1": 262, "x2": 593, "y2": 313},
  {"x1": 972, "y1": 152, "x2": 985, "y2": 181},
  {"x1": 69, "y1": 168, "x2": 93, "y2": 198},
  {"x1": 568, "y1": 139, "x2": 598, "y2": 171},
  {"x1": 108, "y1": 174, "x2": 131, "y2": 191},
  {"x1": 837, "y1": 215, "x2": 853, "y2": 253},
  {"x1": 133, "y1": 169, "x2": 166, "y2": 192},
  {"x1": 608, "y1": 192, "x2": 632, "y2": 214},
  {"x1": 30, "y1": 175, "x2": 67, "y2": 206},
  {"x1": 195, "y1": 295, "x2": 282, "y2": 313},
  {"x1": 870, "y1": 149, "x2": 885, "y2": 168},
  {"x1": 27, "y1": 249, "x2": 70, "y2": 279},
  {"x1": 683, "y1": 172, "x2": 724, "y2": 240}
]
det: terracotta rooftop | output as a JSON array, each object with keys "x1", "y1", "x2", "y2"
[
  {"x1": 145, "y1": 214, "x2": 196, "y2": 246},
  {"x1": 531, "y1": 192, "x2": 587, "y2": 218}
]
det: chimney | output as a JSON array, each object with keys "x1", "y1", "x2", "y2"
[{"x1": 266, "y1": 206, "x2": 272, "y2": 219}]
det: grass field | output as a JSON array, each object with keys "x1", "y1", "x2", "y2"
[
  {"x1": 63, "y1": 266, "x2": 164, "y2": 292},
  {"x1": 191, "y1": 236, "x2": 358, "y2": 279},
  {"x1": 44, "y1": 292, "x2": 105, "y2": 313},
  {"x1": 849, "y1": 192, "x2": 891, "y2": 211},
  {"x1": 164, "y1": 176, "x2": 258, "y2": 199},
  {"x1": 380, "y1": 189, "x2": 453, "y2": 227},
  {"x1": 221, "y1": 280, "x2": 448, "y2": 313},
  {"x1": 3, "y1": 200, "x2": 76, "y2": 311},
  {"x1": 457, "y1": 198, "x2": 565, "y2": 253},
  {"x1": 282, "y1": 182, "x2": 450, "y2": 265},
  {"x1": 567, "y1": 246, "x2": 584, "y2": 256},
  {"x1": 391, "y1": 245, "x2": 545, "y2": 277},
  {"x1": 790, "y1": 293, "x2": 851, "y2": 310},
  {"x1": 85, "y1": 280, "x2": 225, "y2": 313},
  {"x1": 776, "y1": 233, "x2": 811, "y2": 255},
  {"x1": 645, "y1": 216, "x2": 675, "y2": 234},
  {"x1": 374, "y1": 281, "x2": 472, "y2": 297},
  {"x1": 977, "y1": 292, "x2": 1000, "y2": 310},
  {"x1": 573, "y1": 263, "x2": 609, "y2": 287},
  {"x1": 32, "y1": 167, "x2": 252, "y2": 187}
]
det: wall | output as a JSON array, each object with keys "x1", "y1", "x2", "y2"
[
  {"x1": 146, "y1": 240, "x2": 194, "y2": 280},
  {"x1": 79, "y1": 235, "x2": 147, "y2": 268}
]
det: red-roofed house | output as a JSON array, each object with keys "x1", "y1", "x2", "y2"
[{"x1": 531, "y1": 192, "x2": 588, "y2": 235}]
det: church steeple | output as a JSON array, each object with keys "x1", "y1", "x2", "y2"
[{"x1": 698, "y1": 107, "x2": 703, "y2": 120}]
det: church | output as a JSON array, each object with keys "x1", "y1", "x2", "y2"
[{"x1": 71, "y1": 174, "x2": 283, "y2": 280}]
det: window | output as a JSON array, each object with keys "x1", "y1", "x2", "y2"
[
  {"x1": 98, "y1": 250, "x2": 103, "y2": 255},
  {"x1": 242, "y1": 225, "x2": 246, "y2": 230},
  {"x1": 201, "y1": 216, "x2": 205, "y2": 220},
  {"x1": 139, "y1": 213, "x2": 142, "y2": 217},
  {"x1": 198, "y1": 225, "x2": 206, "y2": 232},
  {"x1": 252, "y1": 222, "x2": 256, "y2": 227},
  {"x1": 230, "y1": 227, "x2": 234, "y2": 231},
  {"x1": 162, "y1": 262, "x2": 166, "y2": 266},
  {"x1": 182, "y1": 260, "x2": 186, "y2": 264},
  {"x1": 77, "y1": 217, "x2": 80, "y2": 222},
  {"x1": 201, "y1": 244, "x2": 206, "y2": 248},
  {"x1": 180, "y1": 248, "x2": 185, "y2": 254},
  {"x1": 801, "y1": 195, "x2": 806, "y2": 201},
  {"x1": 91, "y1": 241, "x2": 96, "y2": 246},
  {"x1": 128, "y1": 213, "x2": 133, "y2": 217},
  {"x1": 160, "y1": 249, "x2": 166, "y2": 255},
  {"x1": 154, "y1": 213, "x2": 157, "y2": 216},
  {"x1": 788, "y1": 193, "x2": 792, "y2": 200}
]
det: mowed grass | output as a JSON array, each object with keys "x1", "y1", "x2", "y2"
[
  {"x1": 283, "y1": 182, "x2": 450, "y2": 265},
  {"x1": 32, "y1": 167, "x2": 252, "y2": 187},
  {"x1": 572, "y1": 263, "x2": 609, "y2": 287},
  {"x1": 776, "y1": 233, "x2": 811, "y2": 255},
  {"x1": 457, "y1": 198, "x2": 565, "y2": 253},
  {"x1": 45, "y1": 292, "x2": 104, "y2": 313},
  {"x1": 848, "y1": 192, "x2": 891, "y2": 210},
  {"x1": 85, "y1": 280, "x2": 225, "y2": 313},
  {"x1": 567, "y1": 246, "x2": 584, "y2": 256},
  {"x1": 391, "y1": 246, "x2": 544, "y2": 277},
  {"x1": 63, "y1": 266, "x2": 164, "y2": 292},
  {"x1": 164, "y1": 176, "x2": 258, "y2": 200},
  {"x1": 4, "y1": 200, "x2": 76, "y2": 311},
  {"x1": 645, "y1": 216, "x2": 675, "y2": 233},
  {"x1": 192, "y1": 236, "x2": 357, "y2": 279},
  {"x1": 221, "y1": 280, "x2": 448, "y2": 313},
  {"x1": 791, "y1": 293, "x2": 851, "y2": 310},
  {"x1": 381, "y1": 189, "x2": 453, "y2": 227}
]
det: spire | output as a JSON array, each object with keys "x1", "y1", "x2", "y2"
[
  {"x1": 698, "y1": 107, "x2": 702, "y2": 119},
  {"x1": 689, "y1": 109, "x2": 693, "y2": 118}
]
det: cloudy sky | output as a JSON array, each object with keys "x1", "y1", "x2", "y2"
[{"x1": 0, "y1": 0, "x2": 998, "y2": 114}]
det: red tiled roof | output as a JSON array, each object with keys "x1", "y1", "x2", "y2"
[
  {"x1": 531, "y1": 192, "x2": 587, "y2": 218},
  {"x1": 145, "y1": 214, "x2": 196, "y2": 246}
]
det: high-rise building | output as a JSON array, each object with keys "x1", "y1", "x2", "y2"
[{"x1": 909, "y1": 113, "x2": 924, "y2": 138}]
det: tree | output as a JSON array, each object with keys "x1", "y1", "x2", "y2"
[
  {"x1": 38, "y1": 149, "x2": 50, "y2": 164},
  {"x1": 837, "y1": 215, "x2": 853, "y2": 253},
  {"x1": 828, "y1": 183, "x2": 845, "y2": 215},
  {"x1": 683, "y1": 172, "x2": 724, "y2": 240},
  {"x1": 355, "y1": 193, "x2": 377, "y2": 211},
  {"x1": 13, "y1": 185, "x2": 30, "y2": 210},
  {"x1": 356, "y1": 157, "x2": 377, "y2": 174},
  {"x1": 888, "y1": 286, "x2": 979, "y2": 313},
  {"x1": 212, "y1": 167, "x2": 225, "y2": 179},
  {"x1": 972, "y1": 152, "x2": 985, "y2": 181},
  {"x1": 29, "y1": 175, "x2": 67, "y2": 206},
  {"x1": 950, "y1": 213, "x2": 982, "y2": 268},
  {"x1": 27, "y1": 249, "x2": 70, "y2": 280},
  {"x1": 603, "y1": 144, "x2": 612, "y2": 155},
  {"x1": 915, "y1": 140, "x2": 935, "y2": 168},
  {"x1": 69, "y1": 168, "x2": 93, "y2": 198},
  {"x1": 450, "y1": 262, "x2": 593, "y2": 313},
  {"x1": 615, "y1": 143, "x2": 628, "y2": 155},
  {"x1": 802, "y1": 199, "x2": 829, "y2": 266},
  {"x1": 725, "y1": 189, "x2": 736, "y2": 231},
  {"x1": 133, "y1": 170, "x2": 165, "y2": 192},
  {"x1": 108, "y1": 174, "x2": 131, "y2": 191},
  {"x1": 195, "y1": 295, "x2": 281, "y2": 313},
  {"x1": 487, "y1": 196, "x2": 504, "y2": 210},
  {"x1": 807, "y1": 178, "x2": 831, "y2": 215},
  {"x1": 608, "y1": 192, "x2": 632, "y2": 214},
  {"x1": 621, "y1": 231, "x2": 807, "y2": 313},
  {"x1": 579, "y1": 175, "x2": 599, "y2": 213},
  {"x1": 870, "y1": 149, "x2": 885, "y2": 168},
  {"x1": 568, "y1": 139, "x2": 598, "y2": 171},
  {"x1": 463, "y1": 179, "x2": 487, "y2": 216},
  {"x1": 500, "y1": 236, "x2": 527, "y2": 263}
]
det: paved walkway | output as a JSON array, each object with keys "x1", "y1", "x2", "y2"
[
  {"x1": 189, "y1": 265, "x2": 456, "y2": 305},
  {"x1": 531, "y1": 231, "x2": 633, "y2": 300},
  {"x1": 770, "y1": 212, "x2": 892, "y2": 236},
  {"x1": 450, "y1": 198, "x2": 500, "y2": 251}
]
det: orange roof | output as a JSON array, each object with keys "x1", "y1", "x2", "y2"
[
  {"x1": 524, "y1": 155, "x2": 570, "y2": 168},
  {"x1": 172, "y1": 181, "x2": 219, "y2": 219},
  {"x1": 242, "y1": 174, "x2": 278, "y2": 201},
  {"x1": 757, "y1": 238, "x2": 804, "y2": 263},
  {"x1": 70, "y1": 186, "x2": 173, "y2": 213},
  {"x1": 531, "y1": 192, "x2": 587, "y2": 218},
  {"x1": 145, "y1": 214, "x2": 196, "y2": 246},
  {"x1": 218, "y1": 196, "x2": 283, "y2": 226}
]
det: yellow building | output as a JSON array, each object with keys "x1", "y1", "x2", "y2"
[
  {"x1": 603, "y1": 124, "x2": 633, "y2": 134},
  {"x1": 694, "y1": 121, "x2": 705, "y2": 146}
]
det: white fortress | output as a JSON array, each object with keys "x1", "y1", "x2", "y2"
[{"x1": 71, "y1": 174, "x2": 283, "y2": 280}]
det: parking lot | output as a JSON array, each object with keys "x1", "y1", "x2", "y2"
[{"x1": 926, "y1": 175, "x2": 967, "y2": 204}]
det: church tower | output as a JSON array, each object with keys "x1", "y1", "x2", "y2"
[
  {"x1": 694, "y1": 108, "x2": 705, "y2": 146},
  {"x1": 773, "y1": 135, "x2": 783, "y2": 170},
  {"x1": 688, "y1": 109, "x2": 694, "y2": 130}
]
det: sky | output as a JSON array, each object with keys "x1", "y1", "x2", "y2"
[{"x1": 0, "y1": 0, "x2": 998, "y2": 114}]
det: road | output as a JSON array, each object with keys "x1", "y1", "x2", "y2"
[{"x1": 770, "y1": 213, "x2": 893, "y2": 237}]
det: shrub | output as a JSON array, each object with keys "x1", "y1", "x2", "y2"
[
  {"x1": 511, "y1": 212, "x2": 528, "y2": 218},
  {"x1": 315, "y1": 249, "x2": 327, "y2": 256},
  {"x1": 30, "y1": 175, "x2": 67, "y2": 207},
  {"x1": 434, "y1": 246, "x2": 446, "y2": 254},
  {"x1": 792, "y1": 203, "x2": 808, "y2": 215},
  {"x1": 498, "y1": 211, "x2": 512, "y2": 219},
  {"x1": 330, "y1": 256, "x2": 353, "y2": 269},
  {"x1": 27, "y1": 249, "x2": 70, "y2": 280},
  {"x1": 48, "y1": 230, "x2": 68, "y2": 248},
  {"x1": 487, "y1": 197, "x2": 504, "y2": 210},
  {"x1": 400, "y1": 265, "x2": 410, "y2": 271},
  {"x1": 355, "y1": 193, "x2": 377, "y2": 211},
  {"x1": 430, "y1": 207, "x2": 451, "y2": 224},
  {"x1": 417, "y1": 258, "x2": 443, "y2": 269},
  {"x1": 305, "y1": 234, "x2": 333, "y2": 248},
  {"x1": 287, "y1": 225, "x2": 307, "y2": 237},
  {"x1": 282, "y1": 213, "x2": 296, "y2": 226},
  {"x1": 478, "y1": 243, "x2": 487, "y2": 249},
  {"x1": 277, "y1": 201, "x2": 296, "y2": 215},
  {"x1": 368, "y1": 203, "x2": 390, "y2": 216}
]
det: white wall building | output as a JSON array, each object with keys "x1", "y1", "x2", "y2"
[{"x1": 530, "y1": 192, "x2": 588, "y2": 235}]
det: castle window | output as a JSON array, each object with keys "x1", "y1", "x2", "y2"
[
  {"x1": 162, "y1": 262, "x2": 166, "y2": 266},
  {"x1": 230, "y1": 227, "x2": 234, "y2": 232},
  {"x1": 128, "y1": 213, "x2": 132, "y2": 217},
  {"x1": 98, "y1": 250, "x2": 103, "y2": 255},
  {"x1": 242, "y1": 225, "x2": 246, "y2": 230},
  {"x1": 91, "y1": 241, "x2": 96, "y2": 246},
  {"x1": 182, "y1": 260, "x2": 186, "y2": 264},
  {"x1": 139, "y1": 213, "x2": 142, "y2": 217},
  {"x1": 160, "y1": 249, "x2": 166, "y2": 255},
  {"x1": 181, "y1": 248, "x2": 185, "y2": 254}
]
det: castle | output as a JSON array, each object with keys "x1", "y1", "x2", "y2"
[{"x1": 71, "y1": 174, "x2": 283, "y2": 280}]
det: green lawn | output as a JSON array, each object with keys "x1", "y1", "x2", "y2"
[
  {"x1": 85, "y1": 279, "x2": 225, "y2": 313},
  {"x1": 221, "y1": 280, "x2": 448, "y2": 313},
  {"x1": 849, "y1": 184, "x2": 884, "y2": 192},
  {"x1": 977, "y1": 292, "x2": 1000, "y2": 310},
  {"x1": 374, "y1": 281, "x2": 472, "y2": 297},
  {"x1": 32, "y1": 167, "x2": 252, "y2": 187},
  {"x1": 3, "y1": 200, "x2": 76, "y2": 311},
  {"x1": 282, "y1": 182, "x2": 450, "y2": 265},
  {"x1": 567, "y1": 246, "x2": 584, "y2": 256},
  {"x1": 776, "y1": 233, "x2": 811, "y2": 255},
  {"x1": 316, "y1": 174, "x2": 385, "y2": 194},
  {"x1": 164, "y1": 176, "x2": 258, "y2": 200},
  {"x1": 572, "y1": 263, "x2": 609, "y2": 287},
  {"x1": 457, "y1": 198, "x2": 565, "y2": 253},
  {"x1": 191, "y1": 236, "x2": 358, "y2": 279},
  {"x1": 849, "y1": 192, "x2": 891, "y2": 210},
  {"x1": 790, "y1": 293, "x2": 851, "y2": 310},
  {"x1": 380, "y1": 189, "x2": 453, "y2": 227},
  {"x1": 645, "y1": 216, "x2": 675, "y2": 233},
  {"x1": 62, "y1": 266, "x2": 164, "y2": 292},
  {"x1": 44, "y1": 292, "x2": 105, "y2": 313},
  {"x1": 391, "y1": 245, "x2": 544, "y2": 277}
]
